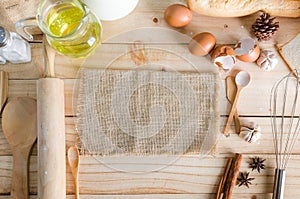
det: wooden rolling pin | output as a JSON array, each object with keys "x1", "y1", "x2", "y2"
[{"x1": 37, "y1": 78, "x2": 66, "y2": 199}]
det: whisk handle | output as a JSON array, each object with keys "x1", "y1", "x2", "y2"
[{"x1": 273, "y1": 169, "x2": 286, "y2": 199}]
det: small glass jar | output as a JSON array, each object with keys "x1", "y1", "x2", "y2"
[
  {"x1": 36, "y1": 0, "x2": 102, "y2": 58},
  {"x1": 0, "y1": 26, "x2": 31, "y2": 64},
  {"x1": 15, "y1": 0, "x2": 102, "y2": 58}
]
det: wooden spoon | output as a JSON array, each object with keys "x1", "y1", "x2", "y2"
[
  {"x1": 2, "y1": 97, "x2": 37, "y2": 199},
  {"x1": 223, "y1": 71, "x2": 251, "y2": 136},
  {"x1": 68, "y1": 146, "x2": 80, "y2": 199},
  {"x1": 226, "y1": 76, "x2": 241, "y2": 133}
]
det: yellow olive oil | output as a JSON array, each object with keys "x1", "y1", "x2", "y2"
[{"x1": 45, "y1": 2, "x2": 101, "y2": 58}]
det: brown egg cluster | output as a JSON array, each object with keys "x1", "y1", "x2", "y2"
[
  {"x1": 163, "y1": 4, "x2": 278, "y2": 75},
  {"x1": 188, "y1": 33, "x2": 261, "y2": 74}
]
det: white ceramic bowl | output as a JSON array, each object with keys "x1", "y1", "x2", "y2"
[{"x1": 83, "y1": 0, "x2": 139, "y2": 21}]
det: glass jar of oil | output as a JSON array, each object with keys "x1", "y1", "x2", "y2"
[
  {"x1": 16, "y1": 0, "x2": 102, "y2": 58},
  {"x1": 38, "y1": 0, "x2": 102, "y2": 58}
]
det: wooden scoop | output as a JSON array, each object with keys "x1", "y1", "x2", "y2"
[
  {"x1": 2, "y1": 97, "x2": 37, "y2": 199},
  {"x1": 68, "y1": 146, "x2": 80, "y2": 199}
]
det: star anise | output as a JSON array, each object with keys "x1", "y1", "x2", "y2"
[
  {"x1": 237, "y1": 172, "x2": 255, "y2": 188},
  {"x1": 250, "y1": 157, "x2": 266, "y2": 173}
]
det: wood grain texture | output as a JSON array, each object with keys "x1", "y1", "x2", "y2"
[
  {"x1": 0, "y1": 0, "x2": 299, "y2": 198},
  {"x1": 2, "y1": 63, "x2": 295, "y2": 117},
  {"x1": 0, "y1": 194, "x2": 274, "y2": 199},
  {"x1": 0, "y1": 116, "x2": 300, "y2": 156},
  {"x1": 0, "y1": 155, "x2": 300, "y2": 196}
]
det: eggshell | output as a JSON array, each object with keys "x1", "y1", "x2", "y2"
[
  {"x1": 211, "y1": 45, "x2": 236, "y2": 70},
  {"x1": 234, "y1": 38, "x2": 260, "y2": 62},
  {"x1": 164, "y1": 4, "x2": 192, "y2": 28},
  {"x1": 188, "y1": 32, "x2": 216, "y2": 56}
]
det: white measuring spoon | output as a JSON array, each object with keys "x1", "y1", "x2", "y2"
[{"x1": 223, "y1": 71, "x2": 251, "y2": 136}]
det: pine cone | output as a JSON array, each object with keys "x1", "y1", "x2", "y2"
[{"x1": 252, "y1": 12, "x2": 279, "y2": 41}]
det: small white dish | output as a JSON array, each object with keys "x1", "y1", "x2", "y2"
[{"x1": 83, "y1": 0, "x2": 139, "y2": 21}]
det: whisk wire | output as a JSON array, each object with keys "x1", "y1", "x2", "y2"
[
  {"x1": 271, "y1": 70, "x2": 300, "y2": 199},
  {"x1": 270, "y1": 74, "x2": 289, "y2": 169},
  {"x1": 283, "y1": 79, "x2": 300, "y2": 169},
  {"x1": 284, "y1": 114, "x2": 300, "y2": 169},
  {"x1": 271, "y1": 71, "x2": 300, "y2": 169},
  {"x1": 279, "y1": 76, "x2": 289, "y2": 169},
  {"x1": 270, "y1": 77, "x2": 280, "y2": 168},
  {"x1": 280, "y1": 75, "x2": 293, "y2": 169}
]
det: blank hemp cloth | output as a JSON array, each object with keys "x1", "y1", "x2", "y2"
[{"x1": 75, "y1": 69, "x2": 220, "y2": 156}]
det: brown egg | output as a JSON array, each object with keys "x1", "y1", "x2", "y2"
[
  {"x1": 188, "y1": 32, "x2": 216, "y2": 56},
  {"x1": 211, "y1": 45, "x2": 236, "y2": 71},
  {"x1": 164, "y1": 4, "x2": 192, "y2": 28},
  {"x1": 234, "y1": 38, "x2": 261, "y2": 62}
]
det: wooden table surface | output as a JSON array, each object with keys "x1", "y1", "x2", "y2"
[{"x1": 1, "y1": 0, "x2": 300, "y2": 198}]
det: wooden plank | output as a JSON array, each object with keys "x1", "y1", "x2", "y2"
[
  {"x1": 1, "y1": 0, "x2": 299, "y2": 46},
  {"x1": 0, "y1": 154, "x2": 299, "y2": 196},
  {"x1": 0, "y1": 38, "x2": 297, "y2": 119},
  {"x1": 7, "y1": 79, "x2": 75, "y2": 116},
  {"x1": 99, "y1": 0, "x2": 300, "y2": 45},
  {"x1": 0, "y1": 117, "x2": 75, "y2": 156},
  {"x1": 53, "y1": 42, "x2": 290, "y2": 79},
  {"x1": 0, "y1": 8, "x2": 300, "y2": 79},
  {"x1": 0, "y1": 117, "x2": 299, "y2": 156},
  {"x1": 52, "y1": 44, "x2": 294, "y2": 118},
  {"x1": 5, "y1": 62, "x2": 293, "y2": 117},
  {"x1": 0, "y1": 46, "x2": 294, "y2": 119},
  {"x1": 0, "y1": 0, "x2": 299, "y2": 198},
  {"x1": 0, "y1": 1, "x2": 299, "y2": 80},
  {"x1": 54, "y1": 43, "x2": 220, "y2": 78},
  {"x1": 1, "y1": 0, "x2": 285, "y2": 47},
  {"x1": 0, "y1": 194, "x2": 273, "y2": 199},
  {"x1": 2, "y1": 0, "x2": 298, "y2": 80}
]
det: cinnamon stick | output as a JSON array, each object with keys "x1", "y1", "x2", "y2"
[
  {"x1": 216, "y1": 158, "x2": 233, "y2": 199},
  {"x1": 222, "y1": 153, "x2": 243, "y2": 199}
]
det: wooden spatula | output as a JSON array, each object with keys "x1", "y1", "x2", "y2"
[{"x1": 2, "y1": 97, "x2": 37, "y2": 199}]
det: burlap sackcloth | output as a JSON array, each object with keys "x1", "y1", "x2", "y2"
[
  {"x1": 0, "y1": 0, "x2": 39, "y2": 30},
  {"x1": 75, "y1": 69, "x2": 220, "y2": 156}
]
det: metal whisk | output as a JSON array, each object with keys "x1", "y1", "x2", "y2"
[{"x1": 270, "y1": 70, "x2": 300, "y2": 199}]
